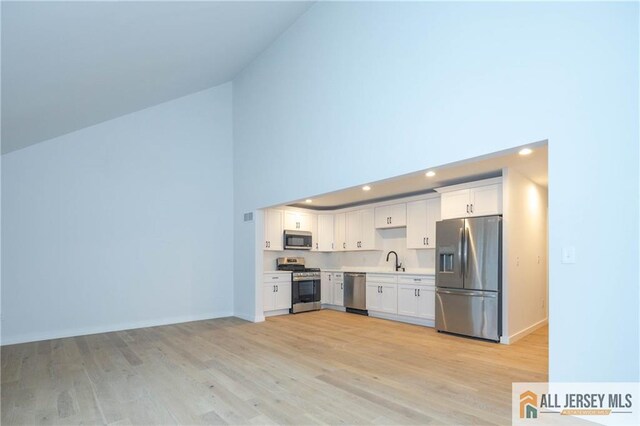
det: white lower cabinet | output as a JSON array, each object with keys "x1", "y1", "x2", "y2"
[
  {"x1": 366, "y1": 274, "x2": 398, "y2": 314},
  {"x1": 321, "y1": 272, "x2": 333, "y2": 304},
  {"x1": 397, "y1": 285, "x2": 435, "y2": 320},
  {"x1": 263, "y1": 273, "x2": 292, "y2": 312},
  {"x1": 333, "y1": 273, "x2": 344, "y2": 306}
]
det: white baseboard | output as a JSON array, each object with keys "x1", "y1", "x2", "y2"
[
  {"x1": 508, "y1": 317, "x2": 548, "y2": 344},
  {"x1": 264, "y1": 309, "x2": 289, "y2": 318},
  {"x1": 234, "y1": 312, "x2": 265, "y2": 323},
  {"x1": 1, "y1": 311, "x2": 234, "y2": 346}
]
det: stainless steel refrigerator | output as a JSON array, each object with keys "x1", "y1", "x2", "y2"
[{"x1": 435, "y1": 215, "x2": 502, "y2": 341}]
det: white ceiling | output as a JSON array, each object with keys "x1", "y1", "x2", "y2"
[
  {"x1": 289, "y1": 142, "x2": 548, "y2": 210},
  {"x1": 1, "y1": 1, "x2": 314, "y2": 154}
]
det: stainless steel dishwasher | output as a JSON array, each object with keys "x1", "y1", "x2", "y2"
[{"x1": 344, "y1": 272, "x2": 368, "y2": 315}]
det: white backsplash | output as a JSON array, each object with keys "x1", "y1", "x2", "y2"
[{"x1": 263, "y1": 228, "x2": 435, "y2": 271}]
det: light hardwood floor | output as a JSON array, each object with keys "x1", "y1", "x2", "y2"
[{"x1": 1, "y1": 310, "x2": 547, "y2": 425}]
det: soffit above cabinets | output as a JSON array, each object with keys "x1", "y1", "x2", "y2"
[{"x1": 289, "y1": 142, "x2": 547, "y2": 210}]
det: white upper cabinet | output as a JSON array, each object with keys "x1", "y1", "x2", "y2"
[
  {"x1": 406, "y1": 198, "x2": 441, "y2": 249},
  {"x1": 264, "y1": 209, "x2": 284, "y2": 251},
  {"x1": 359, "y1": 208, "x2": 377, "y2": 250},
  {"x1": 438, "y1": 179, "x2": 502, "y2": 220},
  {"x1": 334, "y1": 213, "x2": 346, "y2": 251},
  {"x1": 316, "y1": 214, "x2": 335, "y2": 252},
  {"x1": 284, "y1": 211, "x2": 313, "y2": 232},
  {"x1": 374, "y1": 203, "x2": 407, "y2": 229},
  {"x1": 469, "y1": 184, "x2": 502, "y2": 217},
  {"x1": 441, "y1": 189, "x2": 472, "y2": 220},
  {"x1": 346, "y1": 208, "x2": 378, "y2": 251}
]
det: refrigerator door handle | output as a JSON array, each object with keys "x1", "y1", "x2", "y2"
[
  {"x1": 437, "y1": 289, "x2": 497, "y2": 297},
  {"x1": 458, "y1": 227, "x2": 464, "y2": 278},
  {"x1": 464, "y1": 226, "x2": 470, "y2": 279}
]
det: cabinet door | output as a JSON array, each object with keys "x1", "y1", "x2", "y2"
[
  {"x1": 366, "y1": 284, "x2": 381, "y2": 311},
  {"x1": 406, "y1": 200, "x2": 428, "y2": 249},
  {"x1": 275, "y1": 283, "x2": 292, "y2": 310},
  {"x1": 345, "y1": 210, "x2": 361, "y2": 251},
  {"x1": 417, "y1": 286, "x2": 435, "y2": 320},
  {"x1": 333, "y1": 281, "x2": 344, "y2": 306},
  {"x1": 284, "y1": 211, "x2": 312, "y2": 232},
  {"x1": 359, "y1": 208, "x2": 377, "y2": 250},
  {"x1": 440, "y1": 190, "x2": 471, "y2": 220},
  {"x1": 425, "y1": 198, "x2": 441, "y2": 248},
  {"x1": 397, "y1": 285, "x2": 419, "y2": 317},
  {"x1": 321, "y1": 272, "x2": 333, "y2": 304},
  {"x1": 374, "y1": 204, "x2": 406, "y2": 229},
  {"x1": 317, "y1": 215, "x2": 334, "y2": 252},
  {"x1": 380, "y1": 284, "x2": 398, "y2": 314},
  {"x1": 469, "y1": 184, "x2": 502, "y2": 217},
  {"x1": 334, "y1": 213, "x2": 346, "y2": 251},
  {"x1": 263, "y1": 283, "x2": 276, "y2": 311},
  {"x1": 264, "y1": 209, "x2": 283, "y2": 251},
  {"x1": 389, "y1": 203, "x2": 407, "y2": 227},
  {"x1": 374, "y1": 205, "x2": 391, "y2": 229},
  {"x1": 310, "y1": 214, "x2": 319, "y2": 251}
]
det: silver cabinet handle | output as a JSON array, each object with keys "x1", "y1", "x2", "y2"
[
  {"x1": 466, "y1": 204, "x2": 469, "y2": 213},
  {"x1": 273, "y1": 285, "x2": 276, "y2": 292},
  {"x1": 414, "y1": 289, "x2": 417, "y2": 296},
  {"x1": 413, "y1": 278, "x2": 421, "y2": 282},
  {"x1": 426, "y1": 237, "x2": 429, "y2": 246},
  {"x1": 470, "y1": 204, "x2": 474, "y2": 213},
  {"x1": 343, "y1": 242, "x2": 346, "y2": 249},
  {"x1": 423, "y1": 237, "x2": 426, "y2": 245},
  {"x1": 341, "y1": 283, "x2": 343, "y2": 290},
  {"x1": 417, "y1": 289, "x2": 420, "y2": 297},
  {"x1": 272, "y1": 276, "x2": 278, "y2": 280}
]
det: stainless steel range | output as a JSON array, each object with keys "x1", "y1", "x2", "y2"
[{"x1": 276, "y1": 257, "x2": 321, "y2": 313}]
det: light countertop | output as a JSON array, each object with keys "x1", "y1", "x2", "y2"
[{"x1": 265, "y1": 268, "x2": 435, "y2": 275}]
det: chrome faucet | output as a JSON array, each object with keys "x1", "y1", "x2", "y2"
[{"x1": 386, "y1": 251, "x2": 403, "y2": 272}]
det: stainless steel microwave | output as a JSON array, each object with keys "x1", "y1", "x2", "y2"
[{"x1": 283, "y1": 230, "x2": 312, "y2": 250}]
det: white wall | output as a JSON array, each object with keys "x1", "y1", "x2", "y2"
[
  {"x1": 233, "y1": 2, "x2": 639, "y2": 382},
  {"x1": 1, "y1": 84, "x2": 234, "y2": 344},
  {"x1": 503, "y1": 168, "x2": 548, "y2": 343}
]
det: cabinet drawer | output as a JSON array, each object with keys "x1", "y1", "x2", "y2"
[
  {"x1": 263, "y1": 273, "x2": 291, "y2": 284},
  {"x1": 366, "y1": 274, "x2": 397, "y2": 284},
  {"x1": 398, "y1": 275, "x2": 435, "y2": 286}
]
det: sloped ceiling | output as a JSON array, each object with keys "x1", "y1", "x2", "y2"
[{"x1": 1, "y1": 1, "x2": 314, "y2": 154}]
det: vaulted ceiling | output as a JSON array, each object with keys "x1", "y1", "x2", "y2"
[{"x1": 1, "y1": 1, "x2": 314, "y2": 154}]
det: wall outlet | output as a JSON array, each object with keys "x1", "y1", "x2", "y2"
[{"x1": 561, "y1": 246, "x2": 576, "y2": 264}]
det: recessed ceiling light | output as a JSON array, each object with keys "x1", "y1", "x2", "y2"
[
  {"x1": 305, "y1": 199, "x2": 312, "y2": 203},
  {"x1": 425, "y1": 171, "x2": 436, "y2": 177},
  {"x1": 362, "y1": 185, "x2": 371, "y2": 191},
  {"x1": 519, "y1": 148, "x2": 533, "y2": 156}
]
